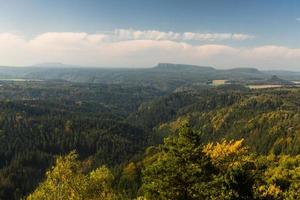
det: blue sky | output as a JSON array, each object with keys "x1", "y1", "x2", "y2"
[{"x1": 0, "y1": 0, "x2": 300, "y2": 69}]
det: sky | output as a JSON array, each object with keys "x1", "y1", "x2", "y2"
[{"x1": 0, "y1": 0, "x2": 300, "y2": 70}]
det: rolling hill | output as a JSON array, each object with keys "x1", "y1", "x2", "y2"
[{"x1": 1, "y1": 63, "x2": 299, "y2": 92}]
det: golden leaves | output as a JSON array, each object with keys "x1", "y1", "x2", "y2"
[{"x1": 202, "y1": 139, "x2": 249, "y2": 167}]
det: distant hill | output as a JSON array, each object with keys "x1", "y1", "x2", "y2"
[
  {"x1": 267, "y1": 75, "x2": 294, "y2": 85},
  {"x1": 216, "y1": 67, "x2": 266, "y2": 80},
  {"x1": 153, "y1": 63, "x2": 215, "y2": 72},
  {"x1": 264, "y1": 70, "x2": 300, "y2": 81},
  {"x1": 0, "y1": 63, "x2": 299, "y2": 91}
]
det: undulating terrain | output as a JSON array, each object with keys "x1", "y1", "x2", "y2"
[{"x1": 0, "y1": 64, "x2": 299, "y2": 199}]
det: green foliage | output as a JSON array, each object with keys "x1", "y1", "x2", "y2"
[
  {"x1": 147, "y1": 89, "x2": 300, "y2": 155},
  {"x1": 0, "y1": 81, "x2": 161, "y2": 199},
  {"x1": 140, "y1": 132, "x2": 300, "y2": 200},
  {"x1": 118, "y1": 162, "x2": 141, "y2": 198},
  {"x1": 203, "y1": 140, "x2": 257, "y2": 199},
  {"x1": 0, "y1": 79, "x2": 300, "y2": 199},
  {"x1": 141, "y1": 125, "x2": 215, "y2": 200},
  {"x1": 254, "y1": 155, "x2": 300, "y2": 200},
  {"x1": 17, "y1": 125, "x2": 300, "y2": 200},
  {"x1": 27, "y1": 151, "x2": 120, "y2": 200}
]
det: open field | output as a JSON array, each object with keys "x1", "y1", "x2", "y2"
[
  {"x1": 212, "y1": 79, "x2": 227, "y2": 86},
  {"x1": 248, "y1": 85, "x2": 284, "y2": 89}
]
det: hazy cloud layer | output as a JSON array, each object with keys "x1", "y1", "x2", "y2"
[
  {"x1": 112, "y1": 29, "x2": 255, "y2": 41},
  {"x1": 0, "y1": 31, "x2": 299, "y2": 70}
]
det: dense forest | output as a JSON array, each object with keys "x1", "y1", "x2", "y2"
[{"x1": 0, "y1": 74, "x2": 299, "y2": 199}]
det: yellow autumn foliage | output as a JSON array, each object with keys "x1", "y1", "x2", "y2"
[
  {"x1": 27, "y1": 151, "x2": 119, "y2": 200},
  {"x1": 202, "y1": 139, "x2": 249, "y2": 167},
  {"x1": 258, "y1": 184, "x2": 282, "y2": 199},
  {"x1": 123, "y1": 162, "x2": 137, "y2": 176}
]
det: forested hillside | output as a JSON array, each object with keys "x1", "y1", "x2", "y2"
[
  {"x1": 130, "y1": 87, "x2": 300, "y2": 155},
  {"x1": 1, "y1": 0, "x2": 300, "y2": 198},
  {"x1": 0, "y1": 79, "x2": 299, "y2": 199},
  {"x1": 0, "y1": 81, "x2": 164, "y2": 199}
]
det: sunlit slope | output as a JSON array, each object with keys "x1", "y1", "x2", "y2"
[{"x1": 129, "y1": 87, "x2": 300, "y2": 155}]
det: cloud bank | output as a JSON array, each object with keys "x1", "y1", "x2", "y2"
[
  {"x1": 0, "y1": 30, "x2": 299, "y2": 70},
  {"x1": 112, "y1": 29, "x2": 254, "y2": 41}
]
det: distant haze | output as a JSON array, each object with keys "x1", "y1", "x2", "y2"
[
  {"x1": 1, "y1": 1, "x2": 300, "y2": 70},
  {"x1": 0, "y1": 31, "x2": 298, "y2": 70}
]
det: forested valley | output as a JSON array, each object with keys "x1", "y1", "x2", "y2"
[
  {"x1": 1, "y1": 0, "x2": 300, "y2": 198},
  {"x1": 0, "y1": 75, "x2": 299, "y2": 199}
]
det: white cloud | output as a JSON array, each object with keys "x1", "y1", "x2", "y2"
[
  {"x1": 112, "y1": 29, "x2": 254, "y2": 41},
  {"x1": 297, "y1": 18, "x2": 300, "y2": 21},
  {"x1": 0, "y1": 31, "x2": 299, "y2": 70}
]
